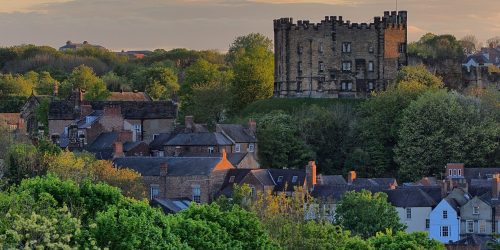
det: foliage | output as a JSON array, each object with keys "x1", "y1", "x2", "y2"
[
  {"x1": 35, "y1": 98, "x2": 49, "y2": 133},
  {"x1": 335, "y1": 190, "x2": 406, "y2": 238},
  {"x1": 408, "y1": 33, "x2": 464, "y2": 61},
  {"x1": 60, "y1": 65, "x2": 110, "y2": 100},
  {"x1": 395, "y1": 90, "x2": 499, "y2": 181},
  {"x1": 34, "y1": 71, "x2": 59, "y2": 95},
  {"x1": 256, "y1": 111, "x2": 314, "y2": 169},
  {"x1": 0, "y1": 73, "x2": 34, "y2": 97},
  {"x1": 137, "y1": 65, "x2": 179, "y2": 100},
  {"x1": 189, "y1": 80, "x2": 232, "y2": 126},
  {"x1": 4, "y1": 143, "x2": 42, "y2": 186},
  {"x1": 394, "y1": 65, "x2": 444, "y2": 89},
  {"x1": 102, "y1": 71, "x2": 131, "y2": 91},
  {"x1": 460, "y1": 35, "x2": 479, "y2": 55},
  {"x1": 226, "y1": 33, "x2": 273, "y2": 65},
  {"x1": 369, "y1": 230, "x2": 445, "y2": 250}
]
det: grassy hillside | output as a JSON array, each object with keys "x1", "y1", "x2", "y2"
[{"x1": 232, "y1": 97, "x2": 364, "y2": 120}]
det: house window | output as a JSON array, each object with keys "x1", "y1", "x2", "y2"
[
  {"x1": 133, "y1": 124, "x2": 141, "y2": 141},
  {"x1": 319, "y1": 42, "x2": 324, "y2": 53},
  {"x1": 319, "y1": 61, "x2": 325, "y2": 72},
  {"x1": 449, "y1": 169, "x2": 453, "y2": 176},
  {"x1": 342, "y1": 61, "x2": 352, "y2": 72},
  {"x1": 208, "y1": 147, "x2": 214, "y2": 154},
  {"x1": 229, "y1": 176, "x2": 235, "y2": 183},
  {"x1": 150, "y1": 185, "x2": 160, "y2": 200},
  {"x1": 458, "y1": 169, "x2": 462, "y2": 176},
  {"x1": 292, "y1": 176, "x2": 298, "y2": 183},
  {"x1": 440, "y1": 226, "x2": 449, "y2": 237},
  {"x1": 480, "y1": 220, "x2": 486, "y2": 233},
  {"x1": 368, "y1": 61, "x2": 374, "y2": 72},
  {"x1": 443, "y1": 210, "x2": 448, "y2": 219},
  {"x1": 453, "y1": 169, "x2": 457, "y2": 176},
  {"x1": 399, "y1": 43, "x2": 406, "y2": 53},
  {"x1": 235, "y1": 144, "x2": 241, "y2": 153},
  {"x1": 153, "y1": 134, "x2": 160, "y2": 140},
  {"x1": 192, "y1": 185, "x2": 201, "y2": 203},
  {"x1": 425, "y1": 219, "x2": 430, "y2": 229},
  {"x1": 406, "y1": 208, "x2": 412, "y2": 219},
  {"x1": 341, "y1": 81, "x2": 353, "y2": 91},
  {"x1": 467, "y1": 220, "x2": 474, "y2": 233},
  {"x1": 157, "y1": 151, "x2": 165, "y2": 157},
  {"x1": 248, "y1": 143, "x2": 255, "y2": 152},
  {"x1": 473, "y1": 206, "x2": 480, "y2": 215},
  {"x1": 342, "y1": 42, "x2": 352, "y2": 53},
  {"x1": 277, "y1": 176, "x2": 283, "y2": 183}
]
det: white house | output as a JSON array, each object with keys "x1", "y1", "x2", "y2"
[
  {"x1": 429, "y1": 197, "x2": 462, "y2": 243},
  {"x1": 386, "y1": 188, "x2": 437, "y2": 233}
]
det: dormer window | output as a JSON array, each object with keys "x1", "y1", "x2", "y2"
[
  {"x1": 235, "y1": 144, "x2": 241, "y2": 153},
  {"x1": 229, "y1": 176, "x2": 235, "y2": 183},
  {"x1": 292, "y1": 176, "x2": 298, "y2": 183},
  {"x1": 277, "y1": 176, "x2": 283, "y2": 183}
]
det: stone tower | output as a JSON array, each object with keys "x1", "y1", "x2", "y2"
[{"x1": 273, "y1": 11, "x2": 408, "y2": 98}]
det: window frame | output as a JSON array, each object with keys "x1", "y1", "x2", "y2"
[
  {"x1": 292, "y1": 176, "x2": 298, "y2": 183},
  {"x1": 248, "y1": 143, "x2": 255, "y2": 152},
  {"x1": 425, "y1": 219, "x2": 430, "y2": 229},
  {"x1": 441, "y1": 226, "x2": 449, "y2": 237},
  {"x1": 342, "y1": 61, "x2": 352, "y2": 72},
  {"x1": 443, "y1": 210, "x2": 448, "y2": 219},
  {"x1": 277, "y1": 176, "x2": 284, "y2": 183},
  {"x1": 406, "y1": 207, "x2": 412, "y2": 219},
  {"x1": 192, "y1": 185, "x2": 201, "y2": 203},
  {"x1": 342, "y1": 42, "x2": 352, "y2": 53},
  {"x1": 368, "y1": 61, "x2": 374, "y2": 72},
  {"x1": 235, "y1": 143, "x2": 241, "y2": 153},
  {"x1": 473, "y1": 206, "x2": 480, "y2": 215},
  {"x1": 150, "y1": 184, "x2": 160, "y2": 200},
  {"x1": 466, "y1": 220, "x2": 474, "y2": 233},
  {"x1": 229, "y1": 176, "x2": 235, "y2": 183}
]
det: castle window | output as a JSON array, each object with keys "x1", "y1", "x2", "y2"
[
  {"x1": 292, "y1": 176, "x2": 298, "y2": 183},
  {"x1": 297, "y1": 45, "x2": 303, "y2": 54},
  {"x1": 319, "y1": 42, "x2": 324, "y2": 53},
  {"x1": 368, "y1": 82, "x2": 374, "y2": 91},
  {"x1": 399, "y1": 43, "x2": 406, "y2": 53},
  {"x1": 133, "y1": 124, "x2": 141, "y2": 141},
  {"x1": 368, "y1": 44, "x2": 374, "y2": 53},
  {"x1": 298, "y1": 61, "x2": 302, "y2": 75},
  {"x1": 342, "y1": 42, "x2": 352, "y2": 53},
  {"x1": 342, "y1": 61, "x2": 352, "y2": 72},
  {"x1": 426, "y1": 219, "x2": 430, "y2": 229},
  {"x1": 319, "y1": 61, "x2": 325, "y2": 72},
  {"x1": 368, "y1": 61, "x2": 374, "y2": 72},
  {"x1": 297, "y1": 81, "x2": 302, "y2": 92},
  {"x1": 341, "y1": 81, "x2": 352, "y2": 91}
]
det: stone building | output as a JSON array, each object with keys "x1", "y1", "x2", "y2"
[{"x1": 274, "y1": 10, "x2": 408, "y2": 98}]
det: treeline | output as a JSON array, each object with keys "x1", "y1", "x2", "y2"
[
  {"x1": 246, "y1": 65, "x2": 499, "y2": 181},
  {"x1": 0, "y1": 33, "x2": 274, "y2": 121}
]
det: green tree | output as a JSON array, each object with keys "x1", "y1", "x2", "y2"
[
  {"x1": 61, "y1": 65, "x2": 110, "y2": 100},
  {"x1": 0, "y1": 73, "x2": 34, "y2": 97},
  {"x1": 141, "y1": 65, "x2": 179, "y2": 100},
  {"x1": 408, "y1": 33, "x2": 464, "y2": 61},
  {"x1": 4, "y1": 143, "x2": 42, "y2": 186},
  {"x1": 395, "y1": 90, "x2": 499, "y2": 181},
  {"x1": 189, "y1": 80, "x2": 232, "y2": 125},
  {"x1": 335, "y1": 190, "x2": 405, "y2": 238},
  {"x1": 369, "y1": 230, "x2": 445, "y2": 250},
  {"x1": 35, "y1": 71, "x2": 59, "y2": 95},
  {"x1": 35, "y1": 98, "x2": 49, "y2": 134},
  {"x1": 257, "y1": 111, "x2": 314, "y2": 169},
  {"x1": 230, "y1": 34, "x2": 274, "y2": 111},
  {"x1": 102, "y1": 71, "x2": 130, "y2": 92}
]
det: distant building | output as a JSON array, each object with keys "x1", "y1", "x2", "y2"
[
  {"x1": 462, "y1": 45, "x2": 500, "y2": 90},
  {"x1": 59, "y1": 40, "x2": 105, "y2": 51},
  {"x1": 273, "y1": 10, "x2": 408, "y2": 98}
]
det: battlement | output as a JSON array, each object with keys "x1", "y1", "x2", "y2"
[{"x1": 274, "y1": 11, "x2": 407, "y2": 30}]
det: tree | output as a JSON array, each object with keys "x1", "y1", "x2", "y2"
[
  {"x1": 226, "y1": 33, "x2": 273, "y2": 65},
  {"x1": 369, "y1": 230, "x2": 445, "y2": 250},
  {"x1": 460, "y1": 35, "x2": 479, "y2": 55},
  {"x1": 0, "y1": 73, "x2": 34, "y2": 97},
  {"x1": 189, "y1": 80, "x2": 232, "y2": 125},
  {"x1": 90, "y1": 160, "x2": 146, "y2": 199},
  {"x1": 102, "y1": 71, "x2": 130, "y2": 92},
  {"x1": 394, "y1": 65, "x2": 444, "y2": 89},
  {"x1": 395, "y1": 90, "x2": 499, "y2": 181},
  {"x1": 141, "y1": 65, "x2": 179, "y2": 100},
  {"x1": 35, "y1": 71, "x2": 59, "y2": 95},
  {"x1": 61, "y1": 65, "x2": 110, "y2": 100},
  {"x1": 230, "y1": 34, "x2": 274, "y2": 111},
  {"x1": 4, "y1": 143, "x2": 42, "y2": 186},
  {"x1": 335, "y1": 190, "x2": 405, "y2": 238},
  {"x1": 257, "y1": 111, "x2": 314, "y2": 169},
  {"x1": 408, "y1": 33, "x2": 464, "y2": 61},
  {"x1": 487, "y1": 36, "x2": 500, "y2": 48}
]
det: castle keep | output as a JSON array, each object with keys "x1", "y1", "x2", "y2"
[{"x1": 274, "y1": 11, "x2": 408, "y2": 98}]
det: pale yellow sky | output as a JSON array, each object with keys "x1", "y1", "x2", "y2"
[{"x1": 0, "y1": 0, "x2": 498, "y2": 51}]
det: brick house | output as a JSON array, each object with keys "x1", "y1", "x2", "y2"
[
  {"x1": 0, "y1": 113, "x2": 25, "y2": 134},
  {"x1": 113, "y1": 150, "x2": 234, "y2": 203},
  {"x1": 215, "y1": 119, "x2": 257, "y2": 155}
]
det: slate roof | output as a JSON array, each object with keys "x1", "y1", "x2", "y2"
[
  {"x1": 317, "y1": 175, "x2": 347, "y2": 185},
  {"x1": 151, "y1": 198, "x2": 191, "y2": 214},
  {"x1": 149, "y1": 133, "x2": 174, "y2": 150},
  {"x1": 166, "y1": 132, "x2": 232, "y2": 146},
  {"x1": 268, "y1": 169, "x2": 306, "y2": 192},
  {"x1": 217, "y1": 124, "x2": 257, "y2": 143},
  {"x1": 445, "y1": 197, "x2": 461, "y2": 213},
  {"x1": 175, "y1": 152, "x2": 250, "y2": 167},
  {"x1": 76, "y1": 111, "x2": 102, "y2": 129},
  {"x1": 351, "y1": 177, "x2": 396, "y2": 188},
  {"x1": 86, "y1": 131, "x2": 118, "y2": 159},
  {"x1": 123, "y1": 141, "x2": 143, "y2": 152},
  {"x1": 107, "y1": 92, "x2": 151, "y2": 101},
  {"x1": 219, "y1": 169, "x2": 253, "y2": 196},
  {"x1": 385, "y1": 188, "x2": 437, "y2": 207},
  {"x1": 113, "y1": 156, "x2": 225, "y2": 176}
]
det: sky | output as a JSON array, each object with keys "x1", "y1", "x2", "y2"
[{"x1": 0, "y1": 0, "x2": 498, "y2": 51}]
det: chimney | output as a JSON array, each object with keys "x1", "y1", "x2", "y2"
[
  {"x1": 347, "y1": 171, "x2": 357, "y2": 184},
  {"x1": 221, "y1": 148, "x2": 227, "y2": 160},
  {"x1": 160, "y1": 162, "x2": 168, "y2": 176},
  {"x1": 441, "y1": 180, "x2": 448, "y2": 198},
  {"x1": 79, "y1": 89, "x2": 84, "y2": 102},
  {"x1": 248, "y1": 118, "x2": 257, "y2": 135},
  {"x1": 493, "y1": 174, "x2": 500, "y2": 199},
  {"x1": 118, "y1": 130, "x2": 133, "y2": 142},
  {"x1": 66, "y1": 40, "x2": 71, "y2": 45},
  {"x1": 83, "y1": 41, "x2": 88, "y2": 45},
  {"x1": 306, "y1": 161, "x2": 317, "y2": 191},
  {"x1": 185, "y1": 115, "x2": 194, "y2": 131},
  {"x1": 113, "y1": 141, "x2": 124, "y2": 158},
  {"x1": 53, "y1": 83, "x2": 58, "y2": 97}
]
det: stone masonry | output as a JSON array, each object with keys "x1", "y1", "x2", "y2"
[{"x1": 274, "y1": 11, "x2": 408, "y2": 98}]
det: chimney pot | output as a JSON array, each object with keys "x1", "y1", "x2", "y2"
[
  {"x1": 306, "y1": 161, "x2": 317, "y2": 191},
  {"x1": 248, "y1": 118, "x2": 257, "y2": 135},
  {"x1": 185, "y1": 115, "x2": 194, "y2": 131},
  {"x1": 113, "y1": 141, "x2": 124, "y2": 158},
  {"x1": 348, "y1": 171, "x2": 357, "y2": 184}
]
